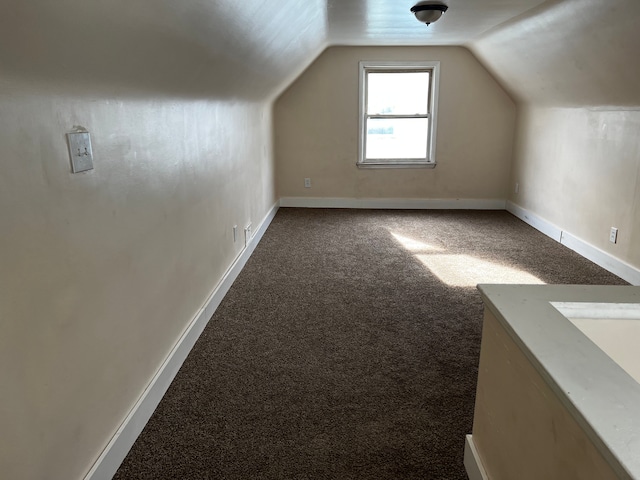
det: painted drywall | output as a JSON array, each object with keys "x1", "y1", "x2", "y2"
[
  {"x1": 3, "y1": 1, "x2": 638, "y2": 478},
  {"x1": 510, "y1": 106, "x2": 640, "y2": 270},
  {"x1": 275, "y1": 46, "x2": 516, "y2": 200},
  {"x1": 0, "y1": 1, "x2": 328, "y2": 478},
  {"x1": 0, "y1": 0, "x2": 327, "y2": 100},
  {"x1": 470, "y1": 0, "x2": 640, "y2": 107},
  {"x1": 0, "y1": 79, "x2": 275, "y2": 479},
  {"x1": 472, "y1": 309, "x2": 619, "y2": 479},
  {"x1": 470, "y1": 0, "x2": 640, "y2": 272}
]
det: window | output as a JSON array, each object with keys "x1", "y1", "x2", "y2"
[{"x1": 358, "y1": 61, "x2": 440, "y2": 168}]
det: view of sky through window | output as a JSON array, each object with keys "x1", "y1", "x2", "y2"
[
  {"x1": 367, "y1": 72, "x2": 429, "y2": 115},
  {"x1": 366, "y1": 71, "x2": 430, "y2": 160}
]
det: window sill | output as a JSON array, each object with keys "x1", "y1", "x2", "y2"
[{"x1": 356, "y1": 162, "x2": 437, "y2": 169}]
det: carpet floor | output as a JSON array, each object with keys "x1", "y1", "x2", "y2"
[{"x1": 114, "y1": 209, "x2": 627, "y2": 479}]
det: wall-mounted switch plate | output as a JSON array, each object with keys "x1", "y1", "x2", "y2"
[{"x1": 67, "y1": 132, "x2": 94, "y2": 173}]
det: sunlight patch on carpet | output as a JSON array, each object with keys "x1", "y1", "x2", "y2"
[
  {"x1": 390, "y1": 233, "x2": 444, "y2": 252},
  {"x1": 415, "y1": 254, "x2": 546, "y2": 287}
]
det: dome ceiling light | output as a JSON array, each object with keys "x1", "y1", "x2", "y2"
[{"x1": 410, "y1": 1, "x2": 449, "y2": 26}]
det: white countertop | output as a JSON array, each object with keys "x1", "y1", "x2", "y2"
[{"x1": 477, "y1": 284, "x2": 640, "y2": 480}]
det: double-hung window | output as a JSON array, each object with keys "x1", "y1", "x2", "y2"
[{"x1": 358, "y1": 61, "x2": 440, "y2": 168}]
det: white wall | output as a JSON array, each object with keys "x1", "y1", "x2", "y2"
[
  {"x1": 0, "y1": 1, "x2": 329, "y2": 478},
  {"x1": 471, "y1": 0, "x2": 640, "y2": 272},
  {"x1": 0, "y1": 80, "x2": 275, "y2": 480},
  {"x1": 510, "y1": 107, "x2": 640, "y2": 269},
  {"x1": 275, "y1": 46, "x2": 515, "y2": 202},
  {"x1": 4, "y1": 1, "x2": 639, "y2": 478}
]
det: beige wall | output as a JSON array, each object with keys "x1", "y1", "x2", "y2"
[
  {"x1": 4, "y1": 2, "x2": 639, "y2": 478},
  {"x1": 510, "y1": 107, "x2": 640, "y2": 269},
  {"x1": 0, "y1": 1, "x2": 326, "y2": 477},
  {"x1": 471, "y1": 0, "x2": 640, "y2": 273},
  {"x1": 472, "y1": 308, "x2": 619, "y2": 479},
  {"x1": 275, "y1": 46, "x2": 515, "y2": 200},
  {"x1": 0, "y1": 80, "x2": 275, "y2": 480}
]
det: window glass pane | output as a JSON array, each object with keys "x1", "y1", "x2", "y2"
[
  {"x1": 366, "y1": 118, "x2": 429, "y2": 160},
  {"x1": 367, "y1": 72, "x2": 430, "y2": 115}
]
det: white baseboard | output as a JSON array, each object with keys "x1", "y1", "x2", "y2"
[
  {"x1": 506, "y1": 201, "x2": 562, "y2": 242},
  {"x1": 559, "y1": 230, "x2": 640, "y2": 285},
  {"x1": 464, "y1": 435, "x2": 489, "y2": 480},
  {"x1": 506, "y1": 201, "x2": 640, "y2": 285},
  {"x1": 84, "y1": 202, "x2": 279, "y2": 480},
  {"x1": 279, "y1": 197, "x2": 506, "y2": 210}
]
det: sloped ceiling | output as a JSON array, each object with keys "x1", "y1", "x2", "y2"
[
  {"x1": 1, "y1": 0, "x2": 638, "y2": 105},
  {"x1": 469, "y1": 0, "x2": 640, "y2": 106},
  {"x1": 0, "y1": 0, "x2": 327, "y2": 99}
]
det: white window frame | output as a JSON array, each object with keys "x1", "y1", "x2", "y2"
[{"x1": 358, "y1": 60, "x2": 440, "y2": 169}]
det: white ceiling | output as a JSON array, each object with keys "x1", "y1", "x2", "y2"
[
  {"x1": 0, "y1": 0, "x2": 328, "y2": 99},
  {"x1": 327, "y1": 0, "x2": 640, "y2": 106},
  {"x1": 327, "y1": 0, "x2": 548, "y2": 46},
  {"x1": 1, "y1": 0, "x2": 639, "y2": 106},
  {"x1": 471, "y1": 0, "x2": 640, "y2": 106}
]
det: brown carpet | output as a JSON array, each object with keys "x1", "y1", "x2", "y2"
[{"x1": 114, "y1": 209, "x2": 627, "y2": 479}]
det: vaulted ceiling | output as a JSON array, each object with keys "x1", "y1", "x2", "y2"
[
  {"x1": 327, "y1": 0, "x2": 545, "y2": 45},
  {"x1": 471, "y1": 0, "x2": 640, "y2": 106},
  {"x1": 1, "y1": 0, "x2": 638, "y2": 105}
]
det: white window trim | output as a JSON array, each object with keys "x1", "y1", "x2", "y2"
[{"x1": 357, "y1": 60, "x2": 440, "y2": 169}]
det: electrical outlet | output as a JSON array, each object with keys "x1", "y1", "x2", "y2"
[
  {"x1": 233, "y1": 225, "x2": 237, "y2": 243},
  {"x1": 514, "y1": 182, "x2": 519, "y2": 194},
  {"x1": 304, "y1": 178, "x2": 311, "y2": 188},
  {"x1": 244, "y1": 223, "x2": 252, "y2": 247},
  {"x1": 609, "y1": 227, "x2": 618, "y2": 244}
]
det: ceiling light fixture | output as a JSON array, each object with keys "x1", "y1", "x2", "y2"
[{"x1": 410, "y1": 1, "x2": 448, "y2": 26}]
